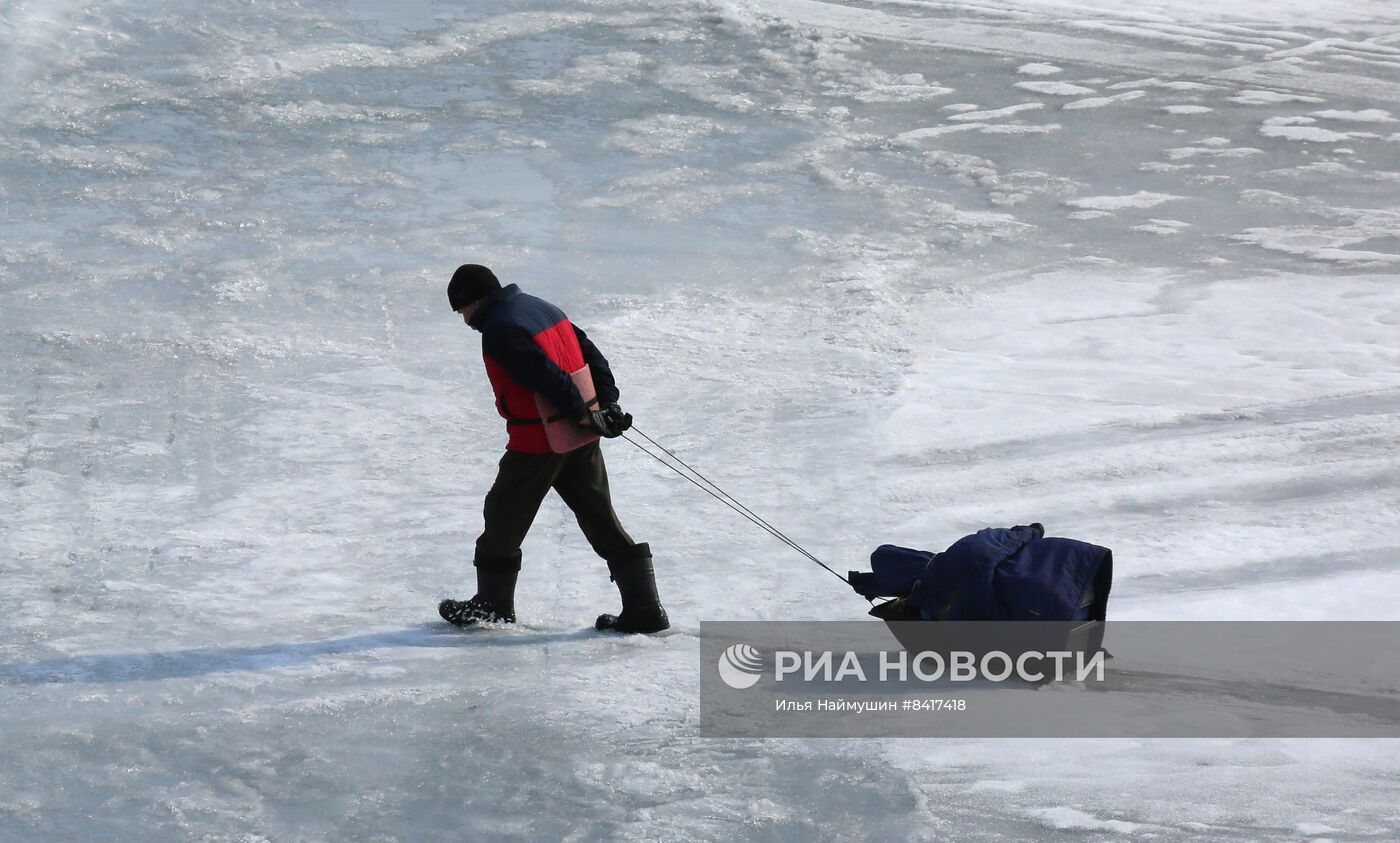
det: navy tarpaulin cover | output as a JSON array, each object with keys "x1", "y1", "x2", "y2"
[
  {"x1": 850, "y1": 524, "x2": 1112, "y2": 622},
  {"x1": 846, "y1": 545, "x2": 932, "y2": 598}
]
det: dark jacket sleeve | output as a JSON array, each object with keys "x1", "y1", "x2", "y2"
[
  {"x1": 482, "y1": 325, "x2": 589, "y2": 421},
  {"x1": 573, "y1": 325, "x2": 619, "y2": 405}
]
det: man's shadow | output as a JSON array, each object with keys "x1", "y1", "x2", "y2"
[{"x1": 0, "y1": 624, "x2": 597, "y2": 686}]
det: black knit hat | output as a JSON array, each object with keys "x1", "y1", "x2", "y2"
[{"x1": 447, "y1": 264, "x2": 501, "y2": 311}]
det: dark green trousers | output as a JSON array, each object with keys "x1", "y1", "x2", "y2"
[{"x1": 474, "y1": 441, "x2": 643, "y2": 571}]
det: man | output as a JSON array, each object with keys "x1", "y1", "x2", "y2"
[{"x1": 438, "y1": 264, "x2": 669, "y2": 634}]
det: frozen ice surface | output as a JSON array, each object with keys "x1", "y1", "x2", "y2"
[{"x1": 2, "y1": 0, "x2": 1399, "y2": 840}]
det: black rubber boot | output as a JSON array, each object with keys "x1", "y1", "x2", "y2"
[
  {"x1": 596, "y1": 544, "x2": 669, "y2": 634},
  {"x1": 440, "y1": 563, "x2": 518, "y2": 627}
]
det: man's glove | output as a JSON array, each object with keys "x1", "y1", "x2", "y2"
[
  {"x1": 602, "y1": 403, "x2": 632, "y2": 435},
  {"x1": 583, "y1": 403, "x2": 632, "y2": 438}
]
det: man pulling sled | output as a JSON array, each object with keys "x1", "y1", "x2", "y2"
[{"x1": 438, "y1": 264, "x2": 669, "y2": 635}]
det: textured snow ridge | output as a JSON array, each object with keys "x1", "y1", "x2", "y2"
[{"x1": 4, "y1": 0, "x2": 1400, "y2": 840}]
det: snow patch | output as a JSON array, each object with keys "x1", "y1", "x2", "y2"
[
  {"x1": 1260, "y1": 119, "x2": 1379, "y2": 143},
  {"x1": 897, "y1": 124, "x2": 982, "y2": 141},
  {"x1": 1111, "y1": 78, "x2": 1222, "y2": 91},
  {"x1": 847, "y1": 71, "x2": 954, "y2": 103},
  {"x1": 1016, "y1": 62, "x2": 1061, "y2": 76},
  {"x1": 248, "y1": 101, "x2": 422, "y2": 126},
  {"x1": 1063, "y1": 90, "x2": 1146, "y2": 110},
  {"x1": 819, "y1": 66, "x2": 955, "y2": 103},
  {"x1": 1065, "y1": 191, "x2": 1183, "y2": 211},
  {"x1": 1015, "y1": 81, "x2": 1096, "y2": 96},
  {"x1": 979, "y1": 123, "x2": 1060, "y2": 135},
  {"x1": 948, "y1": 102, "x2": 1044, "y2": 121},
  {"x1": 1133, "y1": 218, "x2": 1191, "y2": 235},
  {"x1": 1139, "y1": 161, "x2": 1192, "y2": 172},
  {"x1": 1310, "y1": 108, "x2": 1396, "y2": 123},
  {"x1": 898, "y1": 120, "x2": 1059, "y2": 141},
  {"x1": 601, "y1": 114, "x2": 744, "y2": 156},
  {"x1": 1165, "y1": 145, "x2": 1262, "y2": 159},
  {"x1": 1234, "y1": 229, "x2": 1400, "y2": 265},
  {"x1": 1230, "y1": 89, "x2": 1326, "y2": 105}
]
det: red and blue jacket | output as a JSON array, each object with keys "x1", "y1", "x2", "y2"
[{"x1": 468, "y1": 284, "x2": 619, "y2": 453}]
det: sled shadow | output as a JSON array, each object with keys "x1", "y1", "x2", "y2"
[{"x1": 0, "y1": 624, "x2": 597, "y2": 686}]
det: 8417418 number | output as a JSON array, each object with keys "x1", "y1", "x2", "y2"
[{"x1": 902, "y1": 698, "x2": 967, "y2": 712}]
